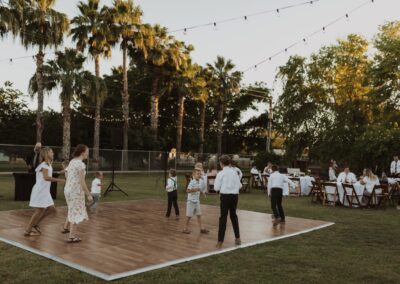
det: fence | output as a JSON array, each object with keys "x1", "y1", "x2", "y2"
[{"x1": 0, "y1": 144, "x2": 255, "y2": 173}]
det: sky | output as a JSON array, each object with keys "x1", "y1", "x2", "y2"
[{"x1": 0, "y1": 0, "x2": 399, "y2": 118}]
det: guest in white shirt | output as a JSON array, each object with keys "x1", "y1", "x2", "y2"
[
  {"x1": 263, "y1": 162, "x2": 273, "y2": 175},
  {"x1": 337, "y1": 166, "x2": 357, "y2": 184},
  {"x1": 390, "y1": 156, "x2": 400, "y2": 177},
  {"x1": 267, "y1": 165, "x2": 296, "y2": 226},
  {"x1": 214, "y1": 155, "x2": 242, "y2": 248},
  {"x1": 360, "y1": 168, "x2": 380, "y2": 194},
  {"x1": 250, "y1": 165, "x2": 262, "y2": 187},
  {"x1": 230, "y1": 160, "x2": 243, "y2": 180},
  {"x1": 328, "y1": 161, "x2": 337, "y2": 181}
]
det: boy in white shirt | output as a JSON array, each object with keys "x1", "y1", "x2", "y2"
[
  {"x1": 90, "y1": 171, "x2": 103, "y2": 213},
  {"x1": 182, "y1": 169, "x2": 209, "y2": 234},
  {"x1": 165, "y1": 169, "x2": 180, "y2": 220}
]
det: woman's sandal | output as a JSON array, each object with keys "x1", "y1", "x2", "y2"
[
  {"x1": 24, "y1": 230, "x2": 40, "y2": 236},
  {"x1": 67, "y1": 236, "x2": 82, "y2": 243},
  {"x1": 61, "y1": 228, "x2": 70, "y2": 234},
  {"x1": 32, "y1": 225, "x2": 41, "y2": 234}
]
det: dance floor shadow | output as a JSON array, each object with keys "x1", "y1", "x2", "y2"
[{"x1": 0, "y1": 199, "x2": 333, "y2": 281}]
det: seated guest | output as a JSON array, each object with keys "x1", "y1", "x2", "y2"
[
  {"x1": 360, "y1": 168, "x2": 380, "y2": 195},
  {"x1": 390, "y1": 155, "x2": 400, "y2": 177},
  {"x1": 328, "y1": 161, "x2": 337, "y2": 181},
  {"x1": 263, "y1": 162, "x2": 273, "y2": 175},
  {"x1": 337, "y1": 166, "x2": 357, "y2": 184},
  {"x1": 230, "y1": 160, "x2": 243, "y2": 180},
  {"x1": 26, "y1": 142, "x2": 42, "y2": 173},
  {"x1": 207, "y1": 163, "x2": 218, "y2": 187},
  {"x1": 250, "y1": 164, "x2": 262, "y2": 187}
]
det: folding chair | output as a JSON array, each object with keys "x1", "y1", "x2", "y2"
[
  {"x1": 365, "y1": 184, "x2": 389, "y2": 209},
  {"x1": 388, "y1": 183, "x2": 400, "y2": 207},
  {"x1": 310, "y1": 179, "x2": 323, "y2": 203},
  {"x1": 322, "y1": 182, "x2": 339, "y2": 206},
  {"x1": 207, "y1": 176, "x2": 216, "y2": 194},
  {"x1": 240, "y1": 175, "x2": 251, "y2": 193},
  {"x1": 342, "y1": 183, "x2": 363, "y2": 208}
]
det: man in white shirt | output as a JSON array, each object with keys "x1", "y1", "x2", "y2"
[
  {"x1": 267, "y1": 165, "x2": 295, "y2": 226},
  {"x1": 337, "y1": 166, "x2": 357, "y2": 184},
  {"x1": 214, "y1": 155, "x2": 242, "y2": 248},
  {"x1": 390, "y1": 156, "x2": 400, "y2": 177}
]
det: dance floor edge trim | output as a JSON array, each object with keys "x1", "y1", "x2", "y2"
[{"x1": 0, "y1": 222, "x2": 334, "y2": 281}]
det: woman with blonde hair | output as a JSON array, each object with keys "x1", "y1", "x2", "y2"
[
  {"x1": 24, "y1": 147, "x2": 64, "y2": 236},
  {"x1": 361, "y1": 168, "x2": 380, "y2": 195}
]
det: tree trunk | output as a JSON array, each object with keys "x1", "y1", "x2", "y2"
[
  {"x1": 35, "y1": 48, "x2": 45, "y2": 143},
  {"x1": 150, "y1": 76, "x2": 160, "y2": 144},
  {"x1": 217, "y1": 100, "x2": 224, "y2": 157},
  {"x1": 93, "y1": 55, "x2": 101, "y2": 168},
  {"x1": 176, "y1": 93, "x2": 185, "y2": 155},
  {"x1": 121, "y1": 45, "x2": 129, "y2": 170},
  {"x1": 62, "y1": 96, "x2": 71, "y2": 161},
  {"x1": 198, "y1": 100, "x2": 206, "y2": 154}
]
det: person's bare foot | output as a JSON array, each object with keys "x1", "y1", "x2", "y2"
[
  {"x1": 216, "y1": 242, "x2": 223, "y2": 249},
  {"x1": 235, "y1": 238, "x2": 241, "y2": 245}
]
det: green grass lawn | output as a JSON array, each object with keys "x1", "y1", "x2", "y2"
[{"x1": 0, "y1": 173, "x2": 399, "y2": 284}]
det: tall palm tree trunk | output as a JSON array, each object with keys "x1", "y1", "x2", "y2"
[
  {"x1": 121, "y1": 45, "x2": 129, "y2": 170},
  {"x1": 93, "y1": 55, "x2": 101, "y2": 168},
  {"x1": 62, "y1": 96, "x2": 71, "y2": 161},
  {"x1": 176, "y1": 93, "x2": 185, "y2": 155},
  {"x1": 35, "y1": 48, "x2": 45, "y2": 143},
  {"x1": 150, "y1": 76, "x2": 160, "y2": 145},
  {"x1": 217, "y1": 100, "x2": 224, "y2": 157},
  {"x1": 198, "y1": 100, "x2": 206, "y2": 154}
]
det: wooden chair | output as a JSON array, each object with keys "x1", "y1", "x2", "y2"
[
  {"x1": 240, "y1": 175, "x2": 251, "y2": 193},
  {"x1": 365, "y1": 184, "x2": 389, "y2": 209},
  {"x1": 322, "y1": 182, "x2": 339, "y2": 206},
  {"x1": 342, "y1": 183, "x2": 363, "y2": 208},
  {"x1": 207, "y1": 176, "x2": 217, "y2": 194},
  {"x1": 310, "y1": 179, "x2": 323, "y2": 203},
  {"x1": 388, "y1": 183, "x2": 400, "y2": 207}
]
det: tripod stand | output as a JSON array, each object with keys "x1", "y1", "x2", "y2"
[{"x1": 103, "y1": 148, "x2": 128, "y2": 197}]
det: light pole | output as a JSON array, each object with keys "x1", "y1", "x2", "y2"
[{"x1": 245, "y1": 89, "x2": 273, "y2": 153}]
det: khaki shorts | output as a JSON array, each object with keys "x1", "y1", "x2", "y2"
[{"x1": 186, "y1": 201, "x2": 201, "y2": 217}]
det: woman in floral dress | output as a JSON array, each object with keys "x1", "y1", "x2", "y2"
[{"x1": 63, "y1": 144, "x2": 93, "y2": 243}]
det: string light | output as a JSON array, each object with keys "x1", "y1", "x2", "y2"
[{"x1": 242, "y1": 0, "x2": 374, "y2": 72}]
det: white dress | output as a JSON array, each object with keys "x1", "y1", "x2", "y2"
[
  {"x1": 29, "y1": 162, "x2": 54, "y2": 208},
  {"x1": 64, "y1": 159, "x2": 88, "y2": 224}
]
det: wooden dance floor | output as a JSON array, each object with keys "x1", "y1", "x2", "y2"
[{"x1": 0, "y1": 200, "x2": 333, "y2": 281}]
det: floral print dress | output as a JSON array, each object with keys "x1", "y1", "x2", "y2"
[{"x1": 64, "y1": 159, "x2": 88, "y2": 224}]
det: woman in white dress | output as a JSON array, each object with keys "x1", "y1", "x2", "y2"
[
  {"x1": 24, "y1": 147, "x2": 64, "y2": 236},
  {"x1": 361, "y1": 168, "x2": 380, "y2": 200},
  {"x1": 63, "y1": 144, "x2": 93, "y2": 243}
]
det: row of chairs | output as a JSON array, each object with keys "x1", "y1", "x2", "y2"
[{"x1": 309, "y1": 180, "x2": 400, "y2": 209}]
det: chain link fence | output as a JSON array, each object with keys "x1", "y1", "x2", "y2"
[{"x1": 0, "y1": 144, "x2": 255, "y2": 174}]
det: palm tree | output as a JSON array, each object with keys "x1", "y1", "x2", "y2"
[
  {"x1": 192, "y1": 67, "x2": 210, "y2": 154},
  {"x1": 109, "y1": 0, "x2": 152, "y2": 168},
  {"x1": 207, "y1": 56, "x2": 242, "y2": 156},
  {"x1": 71, "y1": 0, "x2": 115, "y2": 166},
  {"x1": 143, "y1": 27, "x2": 188, "y2": 145},
  {"x1": 1, "y1": 0, "x2": 69, "y2": 142},
  {"x1": 29, "y1": 48, "x2": 87, "y2": 160}
]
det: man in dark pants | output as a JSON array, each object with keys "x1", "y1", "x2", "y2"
[
  {"x1": 267, "y1": 165, "x2": 296, "y2": 226},
  {"x1": 214, "y1": 155, "x2": 242, "y2": 249},
  {"x1": 26, "y1": 142, "x2": 42, "y2": 173}
]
